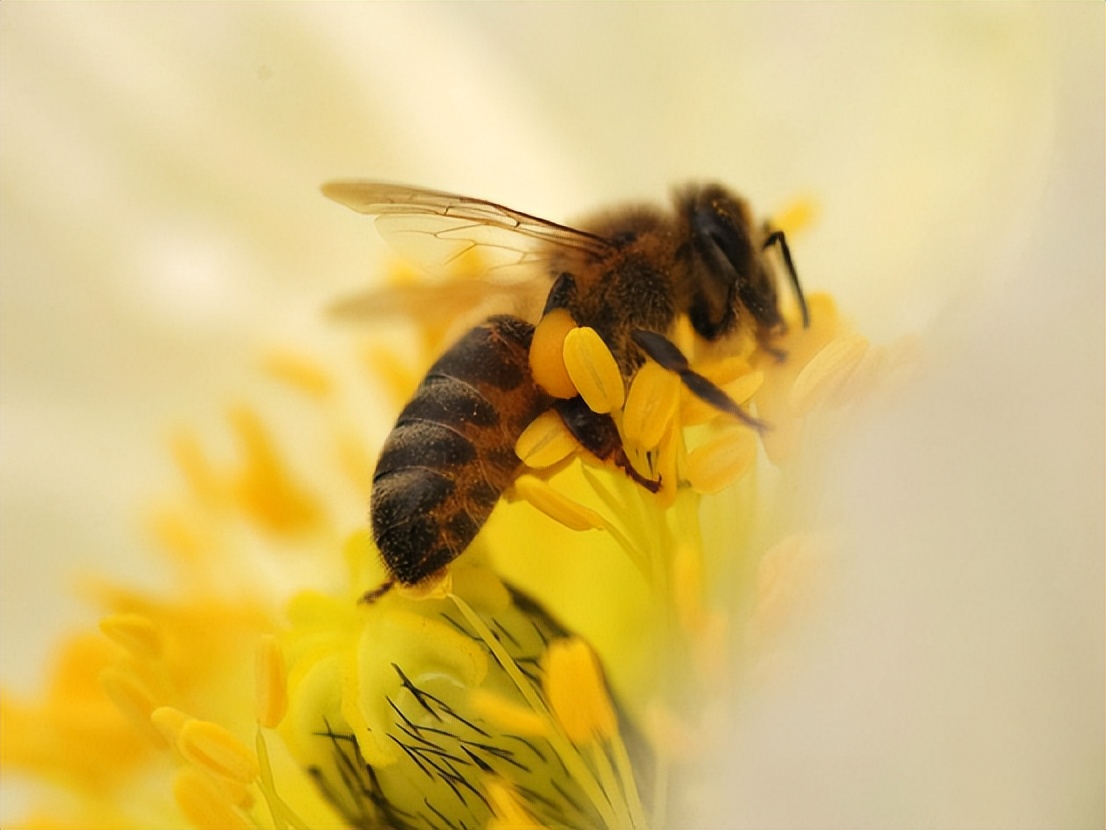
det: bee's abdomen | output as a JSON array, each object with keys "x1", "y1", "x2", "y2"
[{"x1": 371, "y1": 315, "x2": 551, "y2": 585}]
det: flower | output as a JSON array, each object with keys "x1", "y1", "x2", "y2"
[
  {"x1": 4, "y1": 6, "x2": 1099, "y2": 828},
  {"x1": 1, "y1": 197, "x2": 883, "y2": 827}
]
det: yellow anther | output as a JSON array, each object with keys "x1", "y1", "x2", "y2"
[
  {"x1": 515, "y1": 410, "x2": 578, "y2": 468},
  {"x1": 542, "y1": 638, "x2": 616, "y2": 744},
  {"x1": 177, "y1": 718, "x2": 260, "y2": 784},
  {"x1": 513, "y1": 475, "x2": 605, "y2": 532},
  {"x1": 623, "y1": 362, "x2": 680, "y2": 450},
  {"x1": 151, "y1": 705, "x2": 191, "y2": 745},
  {"x1": 173, "y1": 766, "x2": 251, "y2": 830},
  {"x1": 529, "y1": 308, "x2": 579, "y2": 398},
  {"x1": 469, "y1": 689, "x2": 550, "y2": 737},
  {"x1": 99, "y1": 613, "x2": 163, "y2": 660},
  {"x1": 254, "y1": 635, "x2": 288, "y2": 729},
  {"x1": 790, "y1": 334, "x2": 870, "y2": 414},
  {"x1": 771, "y1": 196, "x2": 819, "y2": 237},
  {"x1": 485, "y1": 779, "x2": 544, "y2": 830},
  {"x1": 99, "y1": 666, "x2": 163, "y2": 743},
  {"x1": 685, "y1": 428, "x2": 758, "y2": 494},
  {"x1": 562, "y1": 327, "x2": 625, "y2": 414}
]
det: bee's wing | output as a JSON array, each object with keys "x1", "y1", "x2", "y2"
[
  {"x1": 322, "y1": 181, "x2": 611, "y2": 278},
  {"x1": 326, "y1": 276, "x2": 547, "y2": 328}
]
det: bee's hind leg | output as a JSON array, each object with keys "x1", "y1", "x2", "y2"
[{"x1": 552, "y1": 397, "x2": 661, "y2": 492}]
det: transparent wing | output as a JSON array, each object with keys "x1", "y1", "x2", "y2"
[
  {"x1": 322, "y1": 181, "x2": 611, "y2": 278},
  {"x1": 327, "y1": 276, "x2": 547, "y2": 327}
]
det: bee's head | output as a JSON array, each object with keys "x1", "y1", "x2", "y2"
[{"x1": 682, "y1": 184, "x2": 787, "y2": 341}]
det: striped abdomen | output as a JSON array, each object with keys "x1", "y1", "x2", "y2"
[{"x1": 371, "y1": 315, "x2": 553, "y2": 585}]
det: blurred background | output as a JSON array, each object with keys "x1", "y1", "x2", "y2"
[{"x1": 1, "y1": 4, "x2": 1101, "y2": 827}]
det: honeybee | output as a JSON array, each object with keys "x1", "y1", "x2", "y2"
[{"x1": 324, "y1": 182, "x2": 809, "y2": 591}]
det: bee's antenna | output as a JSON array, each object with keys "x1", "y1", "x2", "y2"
[{"x1": 763, "y1": 230, "x2": 809, "y2": 329}]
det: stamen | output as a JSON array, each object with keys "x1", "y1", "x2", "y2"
[
  {"x1": 790, "y1": 335, "x2": 869, "y2": 414},
  {"x1": 542, "y1": 638, "x2": 616, "y2": 745},
  {"x1": 151, "y1": 705, "x2": 191, "y2": 745},
  {"x1": 255, "y1": 635, "x2": 288, "y2": 729},
  {"x1": 529, "y1": 308, "x2": 579, "y2": 399},
  {"x1": 485, "y1": 778, "x2": 544, "y2": 829},
  {"x1": 263, "y1": 350, "x2": 333, "y2": 399},
  {"x1": 685, "y1": 429, "x2": 758, "y2": 494},
  {"x1": 512, "y1": 475, "x2": 605, "y2": 532},
  {"x1": 623, "y1": 363, "x2": 680, "y2": 450},
  {"x1": 177, "y1": 717, "x2": 260, "y2": 784},
  {"x1": 173, "y1": 766, "x2": 251, "y2": 830},
  {"x1": 562, "y1": 327, "x2": 625, "y2": 414},
  {"x1": 99, "y1": 613, "x2": 163, "y2": 660},
  {"x1": 468, "y1": 689, "x2": 550, "y2": 737},
  {"x1": 515, "y1": 410, "x2": 579, "y2": 468},
  {"x1": 99, "y1": 666, "x2": 164, "y2": 744}
]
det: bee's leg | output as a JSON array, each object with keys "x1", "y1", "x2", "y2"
[
  {"x1": 631, "y1": 330, "x2": 768, "y2": 431},
  {"x1": 762, "y1": 227, "x2": 810, "y2": 329},
  {"x1": 542, "y1": 272, "x2": 577, "y2": 314},
  {"x1": 552, "y1": 397, "x2": 661, "y2": 492},
  {"x1": 360, "y1": 579, "x2": 395, "y2": 604}
]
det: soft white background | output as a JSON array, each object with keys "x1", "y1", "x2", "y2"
[{"x1": 1, "y1": 5, "x2": 1102, "y2": 827}]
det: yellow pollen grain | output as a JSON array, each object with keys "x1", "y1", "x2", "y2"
[
  {"x1": 513, "y1": 475, "x2": 605, "y2": 532},
  {"x1": 262, "y1": 349, "x2": 333, "y2": 399},
  {"x1": 623, "y1": 362, "x2": 680, "y2": 450},
  {"x1": 530, "y1": 308, "x2": 579, "y2": 398},
  {"x1": 173, "y1": 766, "x2": 251, "y2": 830},
  {"x1": 515, "y1": 410, "x2": 579, "y2": 468},
  {"x1": 542, "y1": 638, "x2": 616, "y2": 744},
  {"x1": 686, "y1": 428, "x2": 759, "y2": 494},
  {"x1": 99, "y1": 613, "x2": 163, "y2": 660},
  {"x1": 254, "y1": 635, "x2": 288, "y2": 729},
  {"x1": 469, "y1": 689, "x2": 550, "y2": 737},
  {"x1": 177, "y1": 718, "x2": 260, "y2": 784},
  {"x1": 790, "y1": 334, "x2": 870, "y2": 414},
  {"x1": 562, "y1": 327, "x2": 625, "y2": 414}
]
